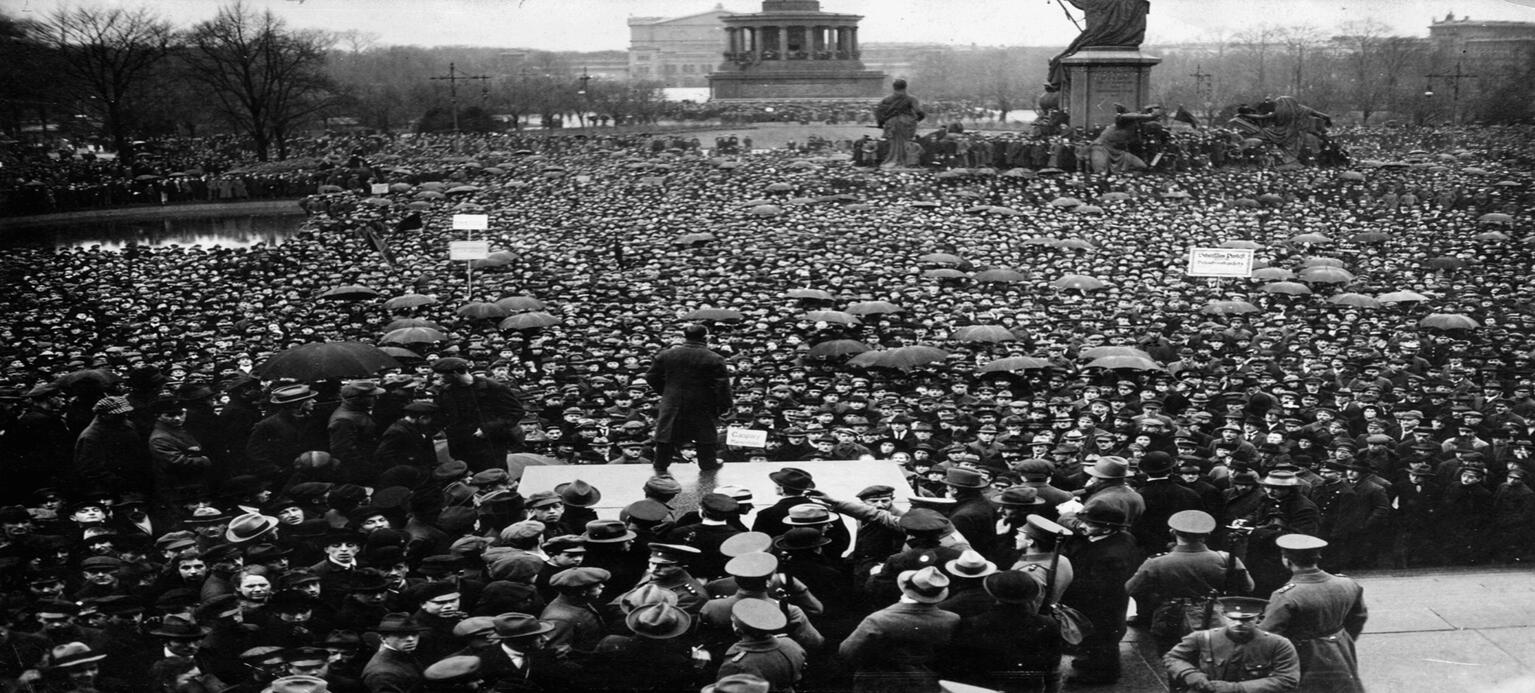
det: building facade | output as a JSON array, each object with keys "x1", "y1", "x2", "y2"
[
  {"x1": 1428, "y1": 13, "x2": 1535, "y2": 72},
  {"x1": 708, "y1": 0, "x2": 885, "y2": 100},
  {"x1": 628, "y1": 6, "x2": 732, "y2": 87}
]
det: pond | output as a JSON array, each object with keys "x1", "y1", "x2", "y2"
[{"x1": 0, "y1": 212, "x2": 309, "y2": 250}]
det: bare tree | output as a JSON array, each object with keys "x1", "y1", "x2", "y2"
[
  {"x1": 1230, "y1": 24, "x2": 1285, "y2": 97},
  {"x1": 44, "y1": 5, "x2": 172, "y2": 164},
  {"x1": 1334, "y1": 20, "x2": 1423, "y2": 125},
  {"x1": 181, "y1": 1, "x2": 335, "y2": 160},
  {"x1": 1276, "y1": 25, "x2": 1324, "y2": 96}
]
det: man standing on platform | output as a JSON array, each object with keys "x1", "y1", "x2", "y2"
[
  {"x1": 1258, "y1": 534, "x2": 1367, "y2": 693},
  {"x1": 646, "y1": 324, "x2": 731, "y2": 474},
  {"x1": 874, "y1": 79, "x2": 926, "y2": 169}
]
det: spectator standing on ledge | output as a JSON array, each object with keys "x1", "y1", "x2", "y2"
[{"x1": 646, "y1": 324, "x2": 732, "y2": 474}]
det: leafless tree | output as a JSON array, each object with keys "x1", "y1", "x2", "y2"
[{"x1": 44, "y1": 5, "x2": 172, "y2": 163}]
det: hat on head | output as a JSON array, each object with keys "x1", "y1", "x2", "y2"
[
  {"x1": 373, "y1": 612, "x2": 430, "y2": 634},
  {"x1": 720, "y1": 532, "x2": 773, "y2": 557},
  {"x1": 620, "y1": 499, "x2": 670, "y2": 524},
  {"x1": 583, "y1": 519, "x2": 637, "y2": 543},
  {"x1": 423, "y1": 656, "x2": 482, "y2": 685},
  {"x1": 225, "y1": 513, "x2": 279, "y2": 544},
  {"x1": 1076, "y1": 503, "x2": 1128, "y2": 527},
  {"x1": 431, "y1": 357, "x2": 471, "y2": 373},
  {"x1": 148, "y1": 615, "x2": 210, "y2": 640},
  {"x1": 898, "y1": 508, "x2": 951, "y2": 533},
  {"x1": 783, "y1": 503, "x2": 837, "y2": 525},
  {"x1": 769, "y1": 467, "x2": 814, "y2": 491},
  {"x1": 1217, "y1": 596, "x2": 1268, "y2": 620},
  {"x1": 990, "y1": 485, "x2": 1045, "y2": 507},
  {"x1": 548, "y1": 567, "x2": 611, "y2": 590},
  {"x1": 648, "y1": 543, "x2": 701, "y2": 565},
  {"x1": 555, "y1": 480, "x2": 601, "y2": 507},
  {"x1": 500, "y1": 520, "x2": 545, "y2": 543},
  {"x1": 944, "y1": 549, "x2": 998, "y2": 579},
  {"x1": 643, "y1": 475, "x2": 682, "y2": 497},
  {"x1": 1140, "y1": 451, "x2": 1175, "y2": 475},
  {"x1": 982, "y1": 570, "x2": 1040, "y2": 605},
  {"x1": 897, "y1": 566, "x2": 951, "y2": 604},
  {"x1": 48, "y1": 641, "x2": 108, "y2": 670},
  {"x1": 774, "y1": 527, "x2": 832, "y2": 551},
  {"x1": 451, "y1": 616, "x2": 497, "y2": 639},
  {"x1": 1168, "y1": 510, "x2": 1217, "y2": 534},
  {"x1": 340, "y1": 380, "x2": 385, "y2": 399},
  {"x1": 1259, "y1": 469, "x2": 1302, "y2": 487},
  {"x1": 725, "y1": 551, "x2": 778, "y2": 579},
  {"x1": 1275, "y1": 534, "x2": 1329, "y2": 551},
  {"x1": 469, "y1": 468, "x2": 509, "y2": 487},
  {"x1": 269, "y1": 385, "x2": 316, "y2": 405},
  {"x1": 626, "y1": 603, "x2": 692, "y2": 640},
  {"x1": 941, "y1": 467, "x2": 988, "y2": 489},
  {"x1": 492, "y1": 613, "x2": 554, "y2": 639},
  {"x1": 525, "y1": 491, "x2": 561, "y2": 509},
  {"x1": 617, "y1": 584, "x2": 680, "y2": 614},
  {"x1": 92, "y1": 396, "x2": 133, "y2": 415},
  {"x1": 703, "y1": 674, "x2": 772, "y2": 693},
  {"x1": 730, "y1": 599, "x2": 787, "y2": 632},
  {"x1": 1085, "y1": 457, "x2": 1130, "y2": 480}
]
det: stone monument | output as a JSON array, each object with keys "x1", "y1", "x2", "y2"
[
  {"x1": 1039, "y1": 0, "x2": 1160, "y2": 131},
  {"x1": 708, "y1": 0, "x2": 886, "y2": 100}
]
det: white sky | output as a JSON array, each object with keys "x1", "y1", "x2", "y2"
[{"x1": 6, "y1": 0, "x2": 1535, "y2": 50}]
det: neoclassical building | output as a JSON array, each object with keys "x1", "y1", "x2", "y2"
[{"x1": 708, "y1": 0, "x2": 885, "y2": 99}]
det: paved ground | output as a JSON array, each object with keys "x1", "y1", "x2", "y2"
[{"x1": 1101, "y1": 567, "x2": 1535, "y2": 692}]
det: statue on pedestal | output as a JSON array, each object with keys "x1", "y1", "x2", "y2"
[
  {"x1": 1044, "y1": 0, "x2": 1151, "y2": 92},
  {"x1": 874, "y1": 79, "x2": 926, "y2": 169}
]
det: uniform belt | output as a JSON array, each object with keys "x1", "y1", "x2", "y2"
[{"x1": 1290, "y1": 628, "x2": 1347, "y2": 642}]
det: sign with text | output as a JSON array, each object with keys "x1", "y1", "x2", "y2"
[
  {"x1": 370, "y1": 183, "x2": 389, "y2": 195},
  {"x1": 1187, "y1": 248, "x2": 1255, "y2": 277},
  {"x1": 725, "y1": 427, "x2": 769, "y2": 448},
  {"x1": 452, "y1": 214, "x2": 489, "y2": 231},
  {"x1": 448, "y1": 240, "x2": 490, "y2": 260}
]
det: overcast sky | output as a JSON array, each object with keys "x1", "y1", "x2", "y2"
[{"x1": 8, "y1": 0, "x2": 1535, "y2": 50}]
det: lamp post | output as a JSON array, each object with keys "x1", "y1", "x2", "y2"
[{"x1": 577, "y1": 67, "x2": 592, "y2": 128}]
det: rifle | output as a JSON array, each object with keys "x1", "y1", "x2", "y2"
[
  {"x1": 1202, "y1": 520, "x2": 1253, "y2": 628},
  {"x1": 1050, "y1": 0, "x2": 1084, "y2": 31}
]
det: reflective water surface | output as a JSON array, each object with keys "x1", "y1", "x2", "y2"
[{"x1": 0, "y1": 213, "x2": 307, "y2": 250}]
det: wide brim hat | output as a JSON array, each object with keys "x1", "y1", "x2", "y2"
[
  {"x1": 990, "y1": 486, "x2": 1046, "y2": 507},
  {"x1": 625, "y1": 603, "x2": 692, "y2": 640},
  {"x1": 555, "y1": 479, "x2": 602, "y2": 507},
  {"x1": 896, "y1": 567, "x2": 950, "y2": 604},
  {"x1": 225, "y1": 513, "x2": 279, "y2": 544},
  {"x1": 773, "y1": 527, "x2": 832, "y2": 551},
  {"x1": 582, "y1": 520, "x2": 637, "y2": 544},
  {"x1": 1085, "y1": 457, "x2": 1130, "y2": 480},
  {"x1": 148, "y1": 615, "x2": 211, "y2": 639},
  {"x1": 944, "y1": 549, "x2": 998, "y2": 579},
  {"x1": 941, "y1": 467, "x2": 988, "y2": 489},
  {"x1": 373, "y1": 612, "x2": 430, "y2": 634},
  {"x1": 48, "y1": 642, "x2": 107, "y2": 669}
]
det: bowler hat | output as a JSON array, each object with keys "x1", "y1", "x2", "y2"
[
  {"x1": 942, "y1": 467, "x2": 988, "y2": 489},
  {"x1": 982, "y1": 571, "x2": 1039, "y2": 605},
  {"x1": 1085, "y1": 457, "x2": 1130, "y2": 480},
  {"x1": 769, "y1": 467, "x2": 814, "y2": 491},
  {"x1": 1076, "y1": 504, "x2": 1128, "y2": 527},
  {"x1": 583, "y1": 520, "x2": 636, "y2": 544},
  {"x1": 773, "y1": 527, "x2": 831, "y2": 552},
  {"x1": 1140, "y1": 451, "x2": 1175, "y2": 475}
]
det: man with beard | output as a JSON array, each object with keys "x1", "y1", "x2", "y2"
[{"x1": 247, "y1": 386, "x2": 319, "y2": 480}]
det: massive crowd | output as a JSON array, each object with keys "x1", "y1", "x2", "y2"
[{"x1": 0, "y1": 115, "x2": 1531, "y2": 693}]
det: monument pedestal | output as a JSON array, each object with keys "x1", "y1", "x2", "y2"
[{"x1": 1061, "y1": 47, "x2": 1160, "y2": 131}]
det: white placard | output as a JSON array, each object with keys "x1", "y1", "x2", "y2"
[
  {"x1": 370, "y1": 183, "x2": 389, "y2": 195},
  {"x1": 1186, "y1": 248, "x2": 1255, "y2": 277},
  {"x1": 452, "y1": 214, "x2": 489, "y2": 230},
  {"x1": 449, "y1": 240, "x2": 490, "y2": 260},
  {"x1": 725, "y1": 427, "x2": 769, "y2": 448}
]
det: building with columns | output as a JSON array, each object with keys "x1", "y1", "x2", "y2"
[{"x1": 708, "y1": 0, "x2": 885, "y2": 99}]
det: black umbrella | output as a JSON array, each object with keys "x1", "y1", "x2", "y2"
[{"x1": 255, "y1": 342, "x2": 402, "y2": 382}]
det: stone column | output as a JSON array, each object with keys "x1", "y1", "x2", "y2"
[{"x1": 850, "y1": 27, "x2": 859, "y2": 56}]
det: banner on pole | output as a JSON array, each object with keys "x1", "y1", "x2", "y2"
[
  {"x1": 449, "y1": 241, "x2": 490, "y2": 260},
  {"x1": 452, "y1": 214, "x2": 489, "y2": 230},
  {"x1": 1186, "y1": 248, "x2": 1255, "y2": 277}
]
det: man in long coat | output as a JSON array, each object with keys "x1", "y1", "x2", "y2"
[
  {"x1": 1258, "y1": 534, "x2": 1367, "y2": 693},
  {"x1": 432, "y1": 357, "x2": 525, "y2": 472},
  {"x1": 645, "y1": 324, "x2": 731, "y2": 473}
]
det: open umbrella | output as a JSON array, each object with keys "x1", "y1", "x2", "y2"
[
  {"x1": 1079, "y1": 346, "x2": 1153, "y2": 361},
  {"x1": 674, "y1": 232, "x2": 717, "y2": 246},
  {"x1": 682, "y1": 308, "x2": 745, "y2": 322},
  {"x1": 1299, "y1": 267, "x2": 1355, "y2": 284},
  {"x1": 765, "y1": 182, "x2": 795, "y2": 192},
  {"x1": 457, "y1": 302, "x2": 510, "y2": 320},
  {"x1": 1257, "y1": 193, "x2": 1286, "y2": 205},
  {"x1": 1339, "y1": 171, "x2": 1366, "y2": 181},
  {"x1": 381, "y1": 327, "x2": 448, "y2": 344},
  {"x1": 1288, "y1": 233, "x2": 1332, "y2": 244},
  {"x1": 786, "y1": 288, "x2": 835, "y2": 301},
  {"x1": 383, "y1": 294, "x2": 438, "y2": 311},
  {"x1": 1328, "y1": 293, "x2": 1381, "y2": 308},
  {"x1": 317, "y1": 285, "x2": 381, "y2": 301},
  {"x1": 749, "y1": 204, "x2": 782, "y2": 217},
  {"x1": 918, "y1": 252, "x2": 965, "y2": 265},
  {"x1": 849, "y1": 345, "x2": 950, "y2": 370},
  {"x1": 1474, "y1": 231, "x2": 1510, "y2": 241},
  {"x1": 1201, "y1": 299, "x2": 1260, "y2": 315},
  {"x1": 1377, "y1": 290, "x2": 1429, "y2": 303},
  {"x1": 800, "y1": 310, "x2": 860, "y2": 325},
  {"x1": 1087, "y1": 355, "x2": 1164, "y2": 371},
  {"x1": 1100, "y1": 192, "x2": 1132, "y2": 203},
  {"x1": 1420, "y1": 313, "x2": 1480, "y2": 330},
  {"x1": 1053, "y1": 239, "x2": 1097, "y2": 251},
  {"x1": 1251, "y1": 267, "x2": 1296, "y2": 281},
  {"x1": 806, "y1": 340, "x2": 872, "y2": 359},
  {"x1": 255, "y1": 342, "x2": 402, "y2": 382},
  {"x1": 380, "y1": 346, "x2": 423, "y2": 362},
  {"x1": 1049, "y1": 197, "x2": 1083, "y2": 208},
  {"x1": 495, "y1": 296, "x2": 546, "y2": 312},
  {"x1": 384, "y1": 318, "x2": 444, "y2": 331},
  {"x1": 845, "y1": 300, "x2": 903, "y2": 316},
  {"x1": 1219, "y1": 240, "x2": 1263, "y2": 249},
  {"x1": 499, "y1": 311, "x2": 562, "y2": 330},
  {"x1": 973, "y1": 269, "x2": 1028, "y2": 284},
  {"x1": 1300, "y1": 257, "x2": 1347, "y2": 268},
  {"x1": 446, "y1": 185, "x2": 481, "y2": 194},
  {"x1": 1351, "y1": 231, "x2": 1392, "y2": 244},
  {"x1": 1051, "y1": 274, "x2": 1106, "y2": 291},
  {"x1": 948, "y1": 325, "x2": 1018, "y2": 343},
  {"x1": 978, "y1": 356, "x2": 1052, "y2": 373},
  {"x1": 1262, "y1": 281, "x2": 1312, "y2": 295},
  {"x1": 1479, "y1": 213, "x2": 1514, "y2": 225},
  {"x1": 923, "y1": 268, "x2": 968, "y2": 279}
]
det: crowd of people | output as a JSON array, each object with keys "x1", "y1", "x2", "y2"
[{"x1": 0, "y1": 111, "x2": 1530, "y2": 692}]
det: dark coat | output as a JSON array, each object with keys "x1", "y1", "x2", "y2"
[
  {"x1": 361, "y1": 646, "x2": 422, "y2": 693},
  {"x1": 1258, "y1": 566, "x2": 1367, "y2": 693},
  {"x1": 246, "y1": 410, "x2": 309, "y2": 475},
  {"x1": 645, "y1": 340, "x2": 731, "y2": 444},
  {"x1": 838, "y1": 601, "x2": 959, "y2": 692},
  {"x1": 374, "y1": 419, "x2": 438, "y2": 471},
  {"x1": 939, "y1": 601, "x2": 1063, "y2": 690},
  {"x1": 1133, "y1": 478, "x2": 1203, "y2": 555},
  {"x1": 662, "y1": 522, "x2": 741, "y2": 580}
]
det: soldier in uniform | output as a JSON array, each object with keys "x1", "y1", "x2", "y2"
[
  {"x1": 1258, "y1": 534, "x2": 1367, "y2": 693},
  {"x1": 1127, "y1": 510, "x2": 1255, "y2": 652},
  {"x1": 717, "y1": 599, "x2": 808, "y2": 692},
  {"x1": 1164, "y1": 596, "x2": 1301, "y2": 692},
  {"x1": 621, "y1": 543, "x2": 709, "y2": 614}
]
